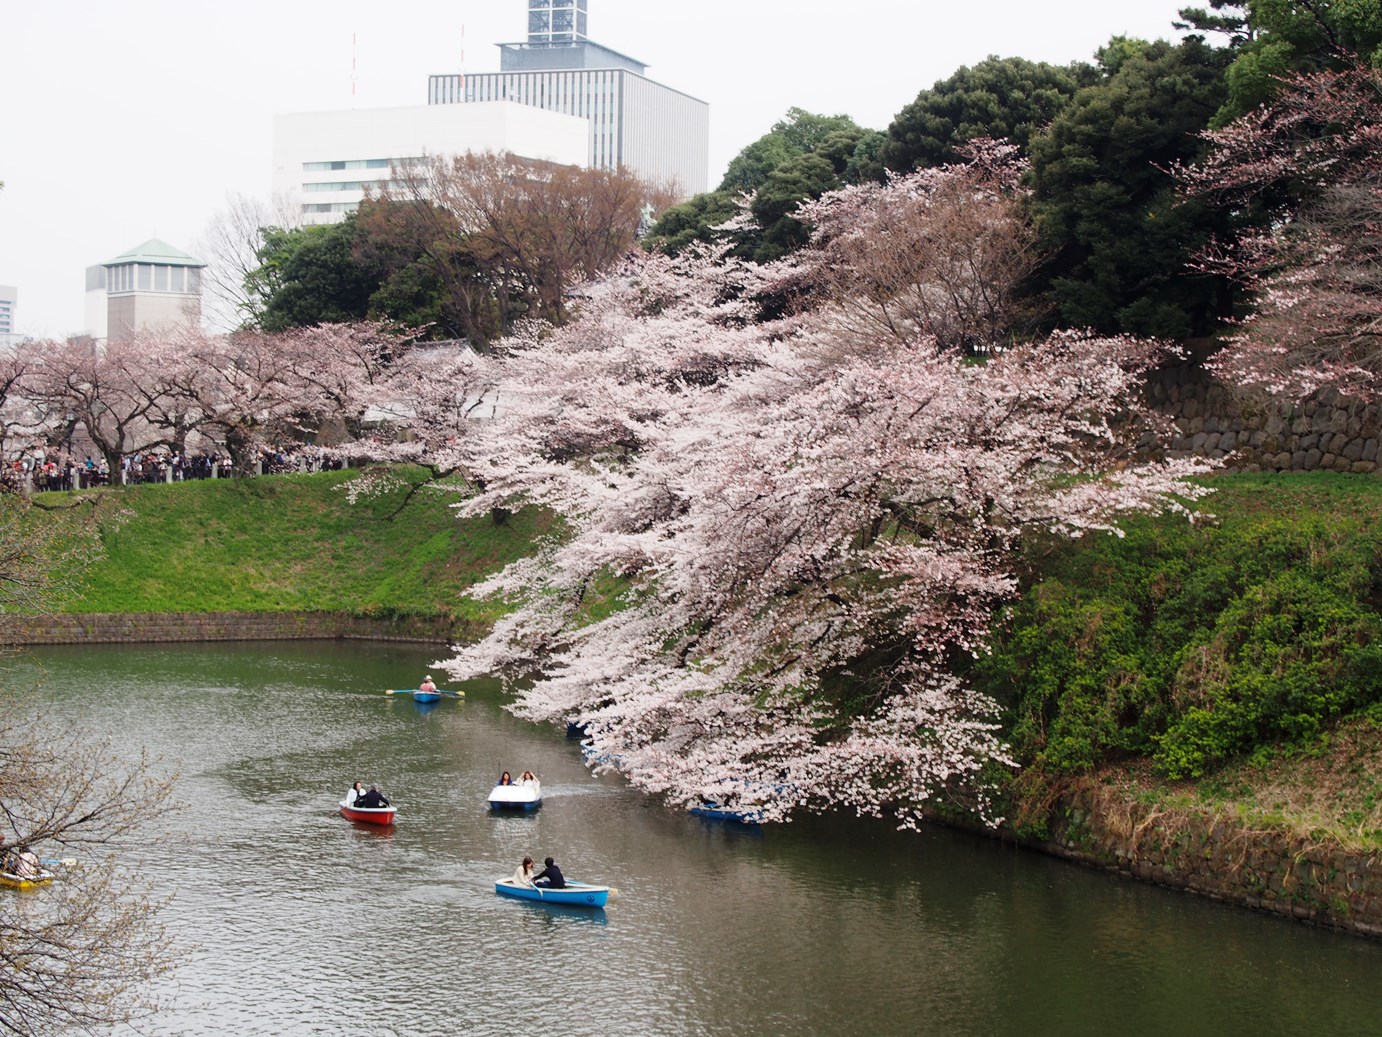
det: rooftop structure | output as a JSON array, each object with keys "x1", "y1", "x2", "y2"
[
  {"x1": 428, "y1": 1, "x2": 708, "y2": 197},
  {"x1": 94, "y1": 238, "x2": 205, "y2": 342}
]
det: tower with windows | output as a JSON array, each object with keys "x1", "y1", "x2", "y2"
[
  {"x1": 428, "y1": 1, "x2": 708, "y2": 195},
  {"x1": 527, "y1": 0, "x2": 589, "y2": 46}
]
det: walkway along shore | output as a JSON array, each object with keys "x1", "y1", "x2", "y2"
[{"x1": 8, "y1": 610, "x2": 1380, "y2": 940}]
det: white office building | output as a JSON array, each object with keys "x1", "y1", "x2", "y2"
[
  {"x1": 427, "y1": 0, "x2": 709, "y2": 197},
  {"x1": 0, "y1": 286, "x2": 15, "y2": 337},
  {"x1": 272, "y1": 101, "x2": 589, "y2": 225},
  {"x1": 90, "y1": 239, "x2": 205, "y2": 343}
]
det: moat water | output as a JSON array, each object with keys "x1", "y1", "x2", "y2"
[{"x1": 12, "y1": 641, "x2": 1382, "y2": 1036}]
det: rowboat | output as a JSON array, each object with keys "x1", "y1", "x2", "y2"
[
  {"x1": 689, "y1": 801, "x2": 764, "y2": 824},
  {"x1": 385, "y1": 689, "x2": 464, "y2": 701},
  {"x1": 495, "y1": 879, "x2": 610, "y2": 908},
  {"x1": 488, "y1": 782, "x2": 542, "y2": 811},
  {"x1": 339, "y1": 801, "x2": 397, "y2": 825},
  {"x1": 0, "y1": 868, "x2": 55, "y2": 890}
]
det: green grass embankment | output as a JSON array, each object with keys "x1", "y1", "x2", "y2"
[{"x1": 54, "y1": 467, "x2": 555, "y2": 628}]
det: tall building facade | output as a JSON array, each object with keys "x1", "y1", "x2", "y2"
[
  {"x1": 427, "y1": 1, "x2": 709, "y2": 197},
  {"x1": 272, "y1": 101, "x2": 589, "y2": 225},
  {"x1": 0, "y1": 286, "x2": 15, "y2": 337},
  {"x1": 94, "y1": 239, "x2": 205, "y2": 342}
]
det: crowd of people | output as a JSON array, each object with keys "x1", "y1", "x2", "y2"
[{"x1": 3, "y1": 446, "x2": 349, "y2": 494}]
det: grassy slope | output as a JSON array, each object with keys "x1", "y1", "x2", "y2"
[{"x1": 56, "y1": 468, "x2": 556, "y2": 626}]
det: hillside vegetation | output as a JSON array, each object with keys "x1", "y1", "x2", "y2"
[
  {"x1": 968, "y1": 471, "x2": 1382, "y2": 846},
  {"x1": 43, "y1": 467, "x2": 1382, "y2": 844}
]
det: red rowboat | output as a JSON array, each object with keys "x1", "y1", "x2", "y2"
[{"x1": 339, "y1": 801, "x2": 396, "y2": 826}]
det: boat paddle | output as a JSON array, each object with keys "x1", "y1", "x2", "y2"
[
  {"x1": 39, "y1": 857, "x2": 77, "y2": 866},
  {"x1": 384, "y1": 689, "x2": 464, "y2": 697}
]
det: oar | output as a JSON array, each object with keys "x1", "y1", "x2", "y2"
[
  {"x1": 39, "y1": 857, "x2": 77, "y2": 866},
  {"x1": 383, "y1": 689, "x2": 465, "y2": 697}
]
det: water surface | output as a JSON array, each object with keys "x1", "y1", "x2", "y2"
[{"x1": 11, "y1": 642, "x2": 1381, "y2": 1036}]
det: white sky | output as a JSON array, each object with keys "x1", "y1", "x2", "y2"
[{"x1": 1, "y1": 0, "x2": 1189, "y2": 338}]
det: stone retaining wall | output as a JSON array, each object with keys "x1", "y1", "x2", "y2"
[
  {"x1": 1145, "y1": 361, "x2": 1381, "y2": 474},
  {"x1": 0, "y1": 611, "x2": 462, "y2": 646},
  {"x1": 1040, "y1": 787, "x2": 1382, "y2": 938}
]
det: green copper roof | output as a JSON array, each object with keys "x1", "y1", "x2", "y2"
[{"x1": 104, "y1": 238, "x2": 205, "y2": 268}]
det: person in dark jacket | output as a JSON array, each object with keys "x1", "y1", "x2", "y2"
[
  {"x1": 533, "y1": 856, "x2": 566, "y2": 888},
  {"x1": 356, "y1": 784, "x2": 390, "y2": 808}
]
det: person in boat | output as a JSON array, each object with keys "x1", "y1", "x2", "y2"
[
  {"x1": 497, "y1": 771, "x2": 513, "y2": 786},
  {"x1": 519, "y1": 770, "x2": 539, "y2": 787},
  {"x1": 345, "y1": 781, "x2": 364, "y2": 808},
  {"x1": 1, "y1": 839, "x2": 38, "y2": 878},
  {"x1": 419, "y1": 675, "x2": 437, "y2": 694},
  {"x1": 511, "y1": 855, "x2": 536, "y2": 886},
  {"x1": 533, "y1": 856, "x2": 566, "y2": 889},
  {"x1": 355, "y1": 784, "x2": 390, "y2": 809}
]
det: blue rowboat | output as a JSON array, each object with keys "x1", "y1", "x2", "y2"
[
  {"x1": 413, "y1": 690, "x2": 441, "y2": 703},
  {"x1": 689, "y1": 801, "x2": 764, "y2": 824},
  {"x1": 495, "y1": 879, "x2": 610, "y2": 908}
]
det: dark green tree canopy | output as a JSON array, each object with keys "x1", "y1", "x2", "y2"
[
  {"x1": 644, "y1": 190, "x2": 744, "y2": 255},
  {"x1": 717, "y1": 107, "x2": 866, "y2": 193},
  {"x1": 1028, "y1": 37, "x2": 1235, "y2": 339},
  {"x1": 648, "y1": 112, "x2": 883, "y2": 262},
  {"x1": 1192, "y1": 1, "x2": 1382, "y2": 124},
  {"x1": 250, "y1": 220, "x2": 377, "y2": 333},
  {"x1": 246, "y1": 210, "x2": 453, "y2": 337},
  {"x1": 880, "y1": 56, "x2": 1097, "y2": 172}
]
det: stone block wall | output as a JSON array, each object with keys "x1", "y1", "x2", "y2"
[
  {"x1": 1144, "y1": 362, "x2": 1380, "y2": 474},
  {"x1": 0, "y1": 611, "x2": 462, "y2": 646}
]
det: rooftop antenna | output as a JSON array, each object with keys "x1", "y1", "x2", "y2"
[
  {"x1": 459, "y1": 23, "x2": 466, "y2": 95},
  {"x1": 351, "y1": 31, "x2": 358, "y2": 106}
]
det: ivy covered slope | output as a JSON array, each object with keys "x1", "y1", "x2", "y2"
[
  {"x1": 971, "y1": 471, "x2": 1382, "y2": 846},
  {"x1": 60, "y1": 467, "x2": 555, "y2": 629}
]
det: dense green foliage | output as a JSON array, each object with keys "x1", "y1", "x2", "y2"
[
  {"x1": 1183, "y1": 0, "x2": 1382, "y2": 124},
  {"x1": 717, "y1": 107, "x2": 874, "y2": 194},
  {"x1": 972, "y1": 473, "x2": 1382, "y2": 781},
  {"x1": 1027, "y1": 38, "x2": 1235, "y2": 338},
  {"x1": 880, "y1": 56, "x2": 1096, "y2": 172},
  {"x1": 46, "y1": 469, "x2": 554, "y2": 628},
  {"x1": 647, "y1": 108, "x2": 885, "y2": 261},
  {"x1": 248, "y1": 214, "x2": 447, "y2": 336}
]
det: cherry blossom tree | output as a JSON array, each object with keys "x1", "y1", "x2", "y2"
[
  {"x1": 416, "y1": 155, "x2": 1213, "y2": 829},
  {"x1": 157, "y1": 322, "x2": 406, "y2": 473},
  {"x1": 1176, "y1": 60, "x2": 1382, "y2": 398},
  {"x1": 24, "y1": 333, "x2": 183, "y2": 480}
]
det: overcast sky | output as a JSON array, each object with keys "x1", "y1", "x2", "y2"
[{"x1": 1, "y1": 0, "x2": 1190, "y2": 338}]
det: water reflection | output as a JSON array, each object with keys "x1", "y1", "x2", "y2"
[{"x1": 6, "y1": 641, "x2": 1382, "y2": 1037}]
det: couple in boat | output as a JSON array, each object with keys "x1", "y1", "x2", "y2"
[
  {"x1": 345, "y1": 782, "x2": 390, "y2": 809},
  {"x1": 511, "y1": 855, "x2": 565, "y2": 889}
]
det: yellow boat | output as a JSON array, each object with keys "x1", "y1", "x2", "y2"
[{"x1": 0, "y1": 867, "x2": 54, "y2": 890}]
